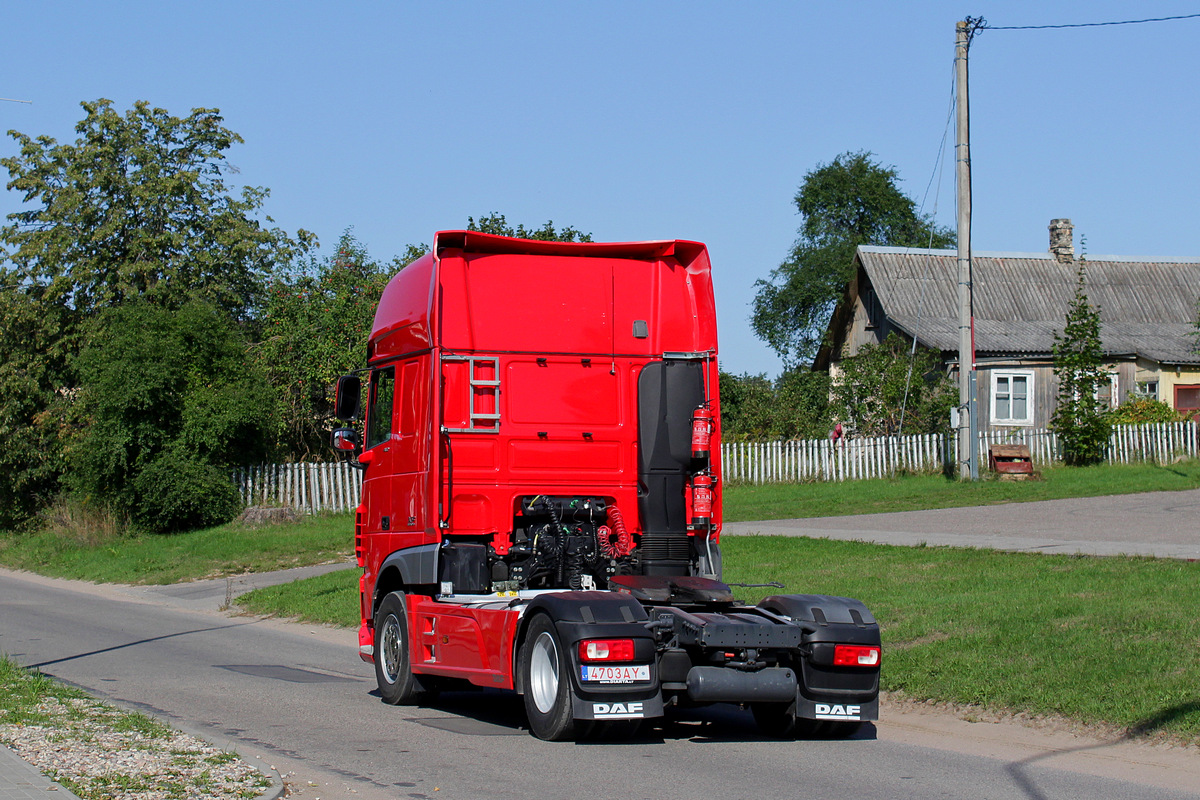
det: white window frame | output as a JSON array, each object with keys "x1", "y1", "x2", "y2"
[
  {"x1": 1135, "y1": 379, "x2": 1159, "y2": 401},
  {"x1": 991, "y1": 370, "x2": 1035, "y2": 426},
  {"x1": 1096, "y1": 371, "x2": 1119, "y2": 410}
]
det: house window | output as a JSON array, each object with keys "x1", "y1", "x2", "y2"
[
  {"x1": 1175, "y1": 385, "x2": 1200, "y2": 421},
  {"x1": 1096, "y1": 372, "x2": 1119, "y2": 410},
  {"x1": 992, "y1": 371, "x2": 1034, "y2": 426},
  {"x1": 1135, "y1": 380, "x2": 1159, "y2": 400},
  {"x1": 862, "y1": 286, "x2": 880, "y2": 330}
]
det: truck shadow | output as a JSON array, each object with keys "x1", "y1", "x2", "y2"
[{"x1": 380, "y1": 688, "x2": 877, "y2": 744}]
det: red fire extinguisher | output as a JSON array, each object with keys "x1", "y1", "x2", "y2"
[
  {"x1": 691, "y1": 405, "x2": 713, "y2": 462},
  {"x1": 690, "y1": 472, "x2": 714, "y2": 530}
]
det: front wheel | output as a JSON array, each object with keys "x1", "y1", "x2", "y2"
[
  {"x1": 374, "y1": 592, "x2": 436, "y2": 705},
  {"x1": 520, "y1": 614, "x2": 582, "y2": 741}
]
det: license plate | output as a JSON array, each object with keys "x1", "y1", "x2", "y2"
[{"x1": 580, "y1": 664, "x2": 650, "y2": 684}]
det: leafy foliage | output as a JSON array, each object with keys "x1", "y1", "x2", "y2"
[
  {"x1": 131, "y1": 455, "x2": 244, "y2": 534},
  {"x1": 829, "y1": 333, "x2": 955, "y2": 436},
  {"x1": 751, "y1": 152, "x2": 953, "y2": 368},
  {"x1": 1050, "y1": 262, "x2": 1111, "y2": 465},
  {"x1": 1, "y1": 99, "x2": 312, "y2": 319},
  {"x1": 719, "y1": 370, "x2": 833, "y2": 440},
  {"x1": 1107, "y1": 396, "x2": 1182, "y2": 424},
  {"x1": 253, "y1": 232, "x2": 423, "y2": 458},
  {"x1": 0, "y1": 99, "x2": 311, "y2": 528},
  {"x1": 0, "y1": 289, "x2": 73, "y2": 526},
  {"x1": 467, "y1": 212, "x2": 593, "y2": 242},
  {"x1": 71, "y1": 300, "x2": 274, "y2": 532}
]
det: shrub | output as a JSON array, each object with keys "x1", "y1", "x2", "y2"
[
  {"x1": 1107, "y1": 397, "x2": 1182, "y2": 424},
  {"x1": 70, "y1": 299, "x2": 270, "y2": 532},
  {"x1": 132, "y1": 454, "x2": 243, "y2": 533}
]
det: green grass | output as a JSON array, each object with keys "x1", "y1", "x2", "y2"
[
  {"x1": 0, "y1": 512, "x2": 352, "y2": 585},
  {"x1": 234, "y1": 567, "x2": 360, "y2": 626},
  {"x1": 723, "y1": 537, "x2": 1200, "y2": 741},
  {"x1": 722, "y1": 460, "x2": 1200, "y2": 521},
  {"x1": 238, "y1": 537, "x2": 1200, "y2": 742},
  {"x1": 0, "y1": 657, "x2": 270, "y2": 799}
]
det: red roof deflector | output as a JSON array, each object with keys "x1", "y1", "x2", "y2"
[{"x1": 434, "y1": 230, "x2": 705, "y2": 264}]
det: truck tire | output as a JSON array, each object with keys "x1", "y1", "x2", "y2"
[
  {"x1": 520, "y1": 614, "x2": 582, "y2": 741},
  {"x1": 374, "y1": 592, "x2": 436, "y2": 705}
]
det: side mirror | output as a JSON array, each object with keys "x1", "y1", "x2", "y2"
[
  {"x1": 335, "y1": 375, "x2": 361, "y2": 421},
  {"x1": 332, "y1": 427, "x2": 361, "y2": 453}
]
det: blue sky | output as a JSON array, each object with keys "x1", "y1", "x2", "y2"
[{"x1": 3, "y1": 1, "x2": 1198, "y2": 378}]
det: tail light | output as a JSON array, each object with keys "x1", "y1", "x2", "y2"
[
  {"x1": 578, "y1": 639, "x2": 635, "y2": 662},
  {"x1": 833, "y1": 644, "x2": 881, "y2": 668}
]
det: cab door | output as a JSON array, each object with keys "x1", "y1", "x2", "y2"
[{"x1": 361, "y1": 366, "x2": 397, "y2": 536}]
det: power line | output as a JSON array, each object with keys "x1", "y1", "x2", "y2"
[{"x1": 982, "y1": 13, "x2": 1200, "y2": 31}]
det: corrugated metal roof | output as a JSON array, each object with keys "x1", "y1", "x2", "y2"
[{"x1": 859, "y1": 247, "x2": 1200, "y2": 364}]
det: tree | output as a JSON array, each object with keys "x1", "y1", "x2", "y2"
[
  {"x1": 467, "y1": 212, "x2": 592, "y2": 242},
  {"x1": 718, "y1": 371, "x2": 785, "y2": 439},
  {"x1": 718, "y1": 369, "x2": 832, "y2": 440},
  {"x1": 752, "y1": 152, "x2": 954, "y2": 368},
  {"x1": 254, "y1": 232, "x2": 425, "y2": 459},
  {"x1": 0, "y1": 289, "x2": 71, "y2": 527},
  {"x1": 2, "y1": 99, "x2": 313, "y2": 320},
  {"x1": 1050, "y1": 262, "x2": 1111, "y2": 465},
  {"x1": 0, "y1": 99, "x2": 310, "y2": 526},
  {"x1": 829, "y1": 333, "x2": 955, "y2": 437},
  {"x1": 71, "y1": 300, "x2": 275, "y2": 532}
]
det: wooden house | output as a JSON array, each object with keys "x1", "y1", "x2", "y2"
[{"x1": 815, "y1": 220, "x2": 1200, "y2": 429}]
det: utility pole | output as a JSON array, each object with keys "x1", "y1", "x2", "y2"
[{"x1": 955, "y1": 19, "x2": 979, "y2": 480}]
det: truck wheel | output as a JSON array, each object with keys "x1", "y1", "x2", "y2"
[
  {"x1": 374, "y1": 592, "x2": 435, "y2": 705},
  {"x1": 520, "y1": 614, "x2": 581, "y2": 741}
]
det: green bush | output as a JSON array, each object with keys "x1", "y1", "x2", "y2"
[
  {"x1": 132, "y1": 454, "x2": 242, "y2": 533},
  {"x1": 1108, "y1": 396, "x2": 1182, "y2": 424},
  {"x1": 70, "y1": 299, "x2": 269, "y2": 532}
]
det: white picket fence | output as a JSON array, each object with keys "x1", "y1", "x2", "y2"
[
  {"x1": 721, "y1": 421, "x2": 1199, "y2": 484},
  {"x1": 234, "y1": 461, "x2": 363, "y2": 514},
  {"x1": 233, "y1": 422, "x2": 1199, "y2": 510}
]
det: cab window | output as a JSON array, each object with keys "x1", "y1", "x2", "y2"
[{"x1": 365, "y1": 367, "x2": 395, "y2": 448}]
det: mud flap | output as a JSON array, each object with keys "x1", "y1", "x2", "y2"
[
  {"x1": 571, "y1": 689, "x2": 664, "y2": 721},
  {"x1": 795, "y1": 695, "x2": 878, "y2": 723}
]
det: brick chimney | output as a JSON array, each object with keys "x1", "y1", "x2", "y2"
[{"x1": 1049, "y1": 218, "x2": 1074, "y2": 263}]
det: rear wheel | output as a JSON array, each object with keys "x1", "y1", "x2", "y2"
[
  {"x1": 374, "y1": 592, "x2": 436, "y2": 705},
  {"x1": 520, "y1": 614, "x2": 582, "y2": 741}
]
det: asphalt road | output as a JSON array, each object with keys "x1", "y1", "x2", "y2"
[{"x1": 3, "y1": 556, "x2": 1199, "y2": 800}]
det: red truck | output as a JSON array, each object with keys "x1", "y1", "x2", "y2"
[{"x1": 332, "y1": 231, "x2": 880, "y2": 740}]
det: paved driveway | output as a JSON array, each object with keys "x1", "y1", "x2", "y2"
[{"x1": 724, "y1": 488, "x2": 1200, "y2": 559}]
